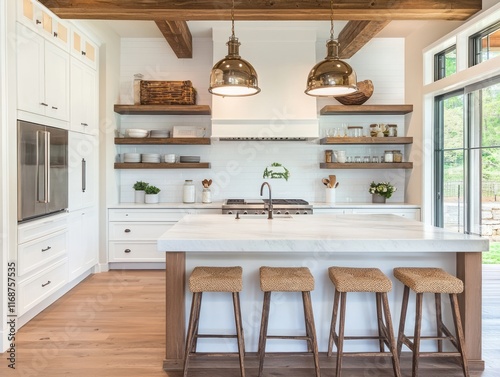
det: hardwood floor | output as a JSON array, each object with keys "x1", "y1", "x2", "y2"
[{"x1": 3, "y1": 268, "x2": 499, "y2": 377}]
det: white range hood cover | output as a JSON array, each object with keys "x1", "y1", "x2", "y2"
[{"x1": 210, "y1": 28, "x2": 319, "y2": 140}]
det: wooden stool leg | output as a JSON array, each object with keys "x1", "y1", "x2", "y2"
[
  {"x1": 450, "y1": 293, "x2": 470, "y2": 377},
  {"x1": 302, "y1": 291, "x2": 313, "y2": 353},
  {"x1": 397, "y1": 285, "x2": 410, "y2": 357},
  {"x1": 183, "y1": 292, "x2": 202, "y2": 377},
  {"x1": 412, "y1": 292, "x2": 423, "y2": 377},
  {"x1": 435, "y1": 293, "x2": 443, "y2": 352},
  {"x1": 376, "y1": 292, "x2": 385, "y2": 352},
  {"x1": 381, "y1": 292, "x2": 402, "y2": 377},
  {"x1": 232, "y1": 292, "x2": 246, "y2": 377},
  {"x1": 328, "y1": 289, "x2": 341, "y2": 357},
  {"x1": 258, "y1": 291, "x2": 271, "y2": 377},
  {"x1": 302, "y1": 291, "x2": 321, "y2": 377},
  {"x1": 190, "y1": 292, "x2": 203, "y2": 353},
  {"x1": 336, "y1": 292, "x2": 347, "y2": 377}
]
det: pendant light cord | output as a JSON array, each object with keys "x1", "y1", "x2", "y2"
[
  {"x1": 329, "y1": 0, "x2": 334, "y2": 41},
  {"x1": 231, "y1": 0, "x2": 235, "y2": 38}
]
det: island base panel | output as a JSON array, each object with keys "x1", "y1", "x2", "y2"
[{"x1": 165, "y1": 252, "x2": 185, "y2": 360}]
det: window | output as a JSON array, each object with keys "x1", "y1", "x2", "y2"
[
  {"x1": 435, "y1": 76, "x2": 500, "y2": 249},
  {"x1": 470, "y1": 21, "x2": 500, "y2": 66},
  {"x1": 434, "y1": 46, "x2": 457, "y2": 80}
]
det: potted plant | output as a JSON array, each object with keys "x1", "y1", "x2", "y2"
[
  {"x1": 133, "y1": 181, "x2": 149, "y2": 203},
  {"x1": 144, "y1": 185, "x2": 161, "y2": 204},
  {"x1": 368, "y1": 181, "x2": 396, "y2": 203},
  {"x1": 262, "y1": 162, "x2": 290, "y2": 181}
]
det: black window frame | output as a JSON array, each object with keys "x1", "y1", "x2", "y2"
[
  {"x1": 469, "y1": 21, "x2": 500, "y2": 67},
  {"x1": 434, "y1": 45, "x2": 457, "y2": 81}
]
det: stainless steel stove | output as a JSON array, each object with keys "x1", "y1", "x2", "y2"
[{"x1": 222, "y1": 199, "x2": 313, "y2": 215}]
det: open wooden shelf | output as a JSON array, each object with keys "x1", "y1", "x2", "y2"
[
  {"x1": 114, "y1": 162, "x2": 211, "y2": 169},
  {"x1": 114, "y1": 104, "x2": 211, "y2": 115},
  {"x1": 115, "y1": 137, "x2": 211, "y2": 145},
  {"x1": 320, "y1": 136, "x2": 413, "y2": 145},
  {"x1": 320, "y1": 104, "x2": 413, "y2": 115},
  {"x1": 320, "y1": 162, "x2": 413, "y2": 169}
]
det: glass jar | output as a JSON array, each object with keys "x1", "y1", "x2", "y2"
[
  {"x1": 347, "y1": 126, "x2": 363, "y2": 137},
  {"x1": 393, "y1": 150, "x2": 403, "y2": 163},
  {"x1": 388, "y1": 124, "x2": 398, "y2": 137},
  {"x1": 133, "y1": 73, "x2": 144, "y2": 105},
  {"x1": 202, "y1": 187, "x2": 212, "y2": 204},
  {"x1": 369, "y1": 124, "x2": 378, "y2": 137},
  {"x1": 384, "y1": 150, "x2": 394, "y2": 163},
  {"x1": 182, "y1": 180, "x2": 195, "y2": 203}
]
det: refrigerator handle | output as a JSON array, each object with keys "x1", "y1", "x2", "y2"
[
  {"x1": 82, "y1": 158, "x2": 86, "y2": 193},
  {"x1": 36, "y1": 130, "x2": 50, "y2": 203}
]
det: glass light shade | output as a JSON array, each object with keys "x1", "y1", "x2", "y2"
[
  {"x1": 209, "y1": 36, "x2": 260, "y2": 97},
  {"x1": 305, "y1": 39, "x2": 357, "y2": 97}
]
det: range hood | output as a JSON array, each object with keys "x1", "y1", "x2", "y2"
[{"x1": 210, "y1": 28, "x2": 319, "y2": 141}]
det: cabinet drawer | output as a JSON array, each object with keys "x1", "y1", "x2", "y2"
[
  {"x1": 109, "y1": 222, "x2": 173, "y2": 241},
  {"x1": 109, "y1": 242, "x2": 166, "y2": 262},
  {"x1": 18, "y1": 229, "x2": 67, "y2": 276},
  {"x1": 109, "y1": 209, "x2": 189, "y2": 222},
  {"x1": 18, "y1": 258, "x2": 68, "y2": 315},
  {"x1": 18, "y1": 214, "x2": 68, "y2": 244}
]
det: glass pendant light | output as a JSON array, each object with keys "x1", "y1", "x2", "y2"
[
  {"x1": 209, "y1": 0, "x2": 260, "y2": 97},
  {"x1": 305, "y1": 0, "x2": 357, "y2": 97}
]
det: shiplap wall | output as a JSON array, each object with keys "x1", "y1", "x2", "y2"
[{"x1": 117, "y1": 37, "x2": 407, "y2": 204}]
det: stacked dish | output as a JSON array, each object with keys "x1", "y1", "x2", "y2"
[
  {"x1": 127, "y1": 129, "x2": 149, "y2": 138},
  {"x1": 150, "y1": 129, "x2": 170, "y2": 138},
  {"x1": 179, "y1": 156, "x2": 200, "y2": 163},
  {"x1": 123, "y1": 153, "x2": 141, "y2": 163},
  {"x1": 141, "y1": 153, "x2": 161, "y2": 163}
]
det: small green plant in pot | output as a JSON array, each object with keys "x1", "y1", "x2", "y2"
[
  {"x1": 145, "y1": 185, "x2": 161, "y2": 204},
  {"x1": 133, "y1": 181, "x2": 149, "y2": 203}
]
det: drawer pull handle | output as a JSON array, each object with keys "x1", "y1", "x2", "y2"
[
  {"x1": 124, "y1": 229, "x2": 131, "y2": 233},
  {"x1": 124, "y1": 249, "x2": 131, "y2": 253},
  {"x1": 41, "y1": 246, "x2": 51, "y2": 252},
  {"x1": 42, "y1": 281, "x2": 51, "y2": 287}
]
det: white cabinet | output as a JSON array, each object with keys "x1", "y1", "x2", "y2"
[
  {"x1": 17, "y1": 23, "x2": 70, "y2": 122},
  {"x1": 71, "y1": 27, "x2": 97, "y2": 69},
  {"x1": 70, "y1": 58, "x2": 97, "y2": 134},
  {"x1": 68, "y1": 208, "x2": 98, "y2": 280},
  {"x1": 108, "y1": 209, "x2": 191, "y2": 263},
  {"x1": 17, "y1": 0, "x2": 70, "y2": 51},
  {"x1": 314, "y1": 205, "x2": 421, "y2": 220},
  {"x1": 17, "y1": 214, "x2": 68, "y2": 316},
  {"x1": 68, "y1": 132, "x2": 98, "y2": 210}
]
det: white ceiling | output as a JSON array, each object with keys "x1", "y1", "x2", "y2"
[{"x1": 89, "y1": 19, "x2": 428, "y2": 39}]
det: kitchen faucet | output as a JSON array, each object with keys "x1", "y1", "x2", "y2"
[{"x1": 260, "y1": 182, "x2": 273, "y2": 219}]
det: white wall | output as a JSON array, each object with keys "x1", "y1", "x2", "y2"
[{"x1": 116, "y1": 37, "x2": 408, "y2": 204}]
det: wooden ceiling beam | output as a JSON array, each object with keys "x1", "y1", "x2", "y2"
[
  {"x1": 338, "y1": 20, "x2": 391, "y2": 59},
  {"x1": 155, "y1": 20, "x2": 193, "y2": 58},
  {"x1": 38, "y1": 0, "x2": 482, "y2": 21}
]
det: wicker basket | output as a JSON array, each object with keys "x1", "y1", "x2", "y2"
[
  {"x1": 334, "y1": 80, "x2": 374, "y2": 106},
  {"x1": 140, "y1": 80, "x2": 196, "y2": 105}
]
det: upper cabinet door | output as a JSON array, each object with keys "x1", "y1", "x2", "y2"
[
  {"x1": 71, "y1": 28, "x2": 97, "y2": 69},
  {"x1": 70, "y1": 58, "x2": 97, "y2": 134},
  {"x1": 44, "y1": 41, "x2": 70, "y2": 121}
]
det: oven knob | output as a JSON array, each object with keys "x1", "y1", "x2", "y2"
[
  {"x1": 254, "y1": 211, "x2": 259, "y2": 215},
  {"x1": 276, "y1": 211, "x2": 281, "y2": 215},
  {"x1": 295, "y1": 211, "x2": 300, "y2": 215},
  {"x1": 261, "y1": 211, "x2": 266, "y2": 215},
  {"x1": 228, "y1": 211, "x2": 233, "y2": 215},
  {"x1": 243, "y1": 211, "x2": 248, "y2": 215},
  {"x1": 303, "y1": 211, "x2": 309, "y2": 215},
  {"x1": 284, "y1": 211, "x2": 290, "y2": 215}
]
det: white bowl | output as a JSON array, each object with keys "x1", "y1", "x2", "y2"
[{"x1": 127, "y1": 129, "x2": 148, "y2": 138}]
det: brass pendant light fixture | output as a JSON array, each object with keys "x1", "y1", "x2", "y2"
[
  {"x1": 209, "y1": 0, "x2": 260, "y2": 97},
  {"x1": 305, "y1": 0, "x2": 357, "y2": 97}
]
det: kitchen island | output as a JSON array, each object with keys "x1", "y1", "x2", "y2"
[{"x1": 157, "y1": 213, "x2": 488, "y2": 372}]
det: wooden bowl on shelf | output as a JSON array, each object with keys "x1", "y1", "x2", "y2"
[{"x1": 334, "y1": 80, "x2": 374, "y2": 106}]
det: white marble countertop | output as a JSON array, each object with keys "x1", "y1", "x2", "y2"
[{"x1": 157, "y1": 213, "x2": 488, "y2": 253}]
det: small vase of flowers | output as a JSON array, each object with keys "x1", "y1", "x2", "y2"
[{"x1": 369, "y1": 181, "x2": 396, "y2": 203}]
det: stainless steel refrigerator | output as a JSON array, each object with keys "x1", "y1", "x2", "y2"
[{"x1": 18, "y1": 120, "x2": 68, "y2": 222}]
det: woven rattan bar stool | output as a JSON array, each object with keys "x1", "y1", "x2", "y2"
[
  {"x1": 183, "y1": 266, "x2": 245, "y2": 377},
  {"x1": 393, "y1": 267, "x2": 469, "y2": 377},
  {"x1": 258, "y1": 266, "x2": 320, "y2": 377},
  {"x1": 328, "y1": 267, "x2": 401, "y2": 377}
]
